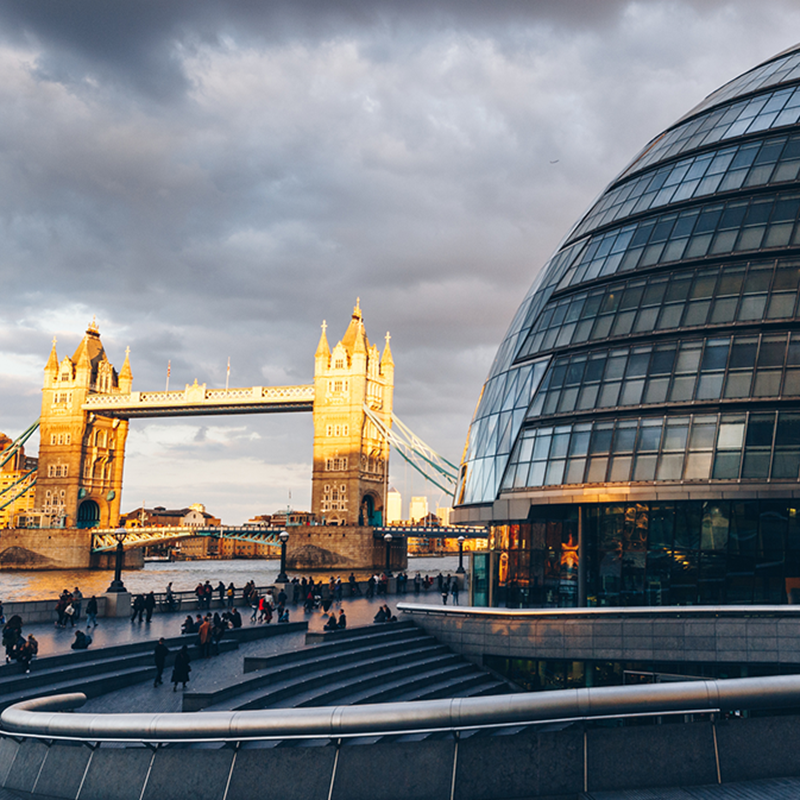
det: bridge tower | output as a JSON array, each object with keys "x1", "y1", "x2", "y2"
[
  {"x1": 36, "y1": 321, "x2": 131, "y2": 528},
  {"x1": 311, "y1": 301, "x2": 394, "y2": 526}
]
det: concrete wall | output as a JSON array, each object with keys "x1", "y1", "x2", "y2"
[
  {"x1": 0, "y1": 528, "x2": 93, "y2": 570},
  {"x1": 2, "y1": 713, "x2": 800, "y2": 798},
  {"x1": 286, "y1": 525, "x2": 407, "y2": 572},
  {"x1": 400, "y1": 605, "x2": 800, "y2": 667}
]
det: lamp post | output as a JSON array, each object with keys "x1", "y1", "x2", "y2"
[
  {"x1": 383, "y1": 532, "x2": 393, "y2": 577},
  {"x1": 106, "y1": 529, "x2": 128, "y2": 593},
  {"x1": 277, "y1": 530, "x2": 290, "y2": 583},
  {"x1": 457, "y1": 535, "x2": 466, "y2": 574}
]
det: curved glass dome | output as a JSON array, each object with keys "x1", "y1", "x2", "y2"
[{"x1": 457, "y1": 44, "x2": 800, "y2": 510}]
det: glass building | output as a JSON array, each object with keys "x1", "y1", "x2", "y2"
[{"x1": 454, "y1": 45, "x2": 800, "y2": 608}]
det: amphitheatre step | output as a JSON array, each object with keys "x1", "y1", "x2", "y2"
[
  {"x1": 193, "y1": 641, "x2": 450, "y2": 712},
  {"x1": 187, "y1": 625, "x2": 433, "y2": 711},
  {"x1": 0, "y1": 621, "x2": 307, "y2": 711}
]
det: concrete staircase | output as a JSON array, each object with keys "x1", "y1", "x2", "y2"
[
  {"x1": 182, "y1": 620, "x2": 512, "y2": 713},
  {"x1": 0, "y1": 621, "x2": 306, "y2": 711}
]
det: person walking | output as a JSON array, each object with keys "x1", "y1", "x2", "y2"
[
  {"x1": 451, "y1": 580, "x2": 459, "y2": 605},
  {"x1": 85, "y1": 596, "x2": 98, "y2": 628},
  {"x1": 171, "y1": 644, "x2": 191, "y2": 691},
  {"x1": 144, "y1": 591, "x2": 156, "y2": 623},
  {"x1": 198, "y1": 615, "x2": 212, "y2": 658},
  {"x1": 71, "y1": 587, "x2": 83, "y2": 622},
  {"x1": 226, "y1": 583, "x2": 235, "y2": 608},
  {"x1": 441, "y1": 577, "x2": 449, "y2": 605},
  {"x1": 153, "y1": 638, "x2": 169, "y2": 686}
]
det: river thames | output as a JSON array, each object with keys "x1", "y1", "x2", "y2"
[{"x1": 0, "y1": 555, "x2": 462, "y2": 601}]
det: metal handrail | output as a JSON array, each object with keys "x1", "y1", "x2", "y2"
[
  {"x1": 4, "y1": 675, "x2": 800, "y2": 742},
  {"x1": 397, "y1": 602, "x2": 800, "y2": 618}
]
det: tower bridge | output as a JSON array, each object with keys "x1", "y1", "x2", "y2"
[{"x1": 31, "y1": 300, "x2": 396, "y2": 531}]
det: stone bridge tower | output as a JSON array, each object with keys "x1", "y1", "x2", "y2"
[
  {"x1": 311, "y1": 301, "x2": 394, "y2": 526},
  {"x1": 36, "y1": 321, "x2": 131, "y2": 528}
]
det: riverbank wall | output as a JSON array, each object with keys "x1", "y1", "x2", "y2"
[
  {"x1": 0, "y1": 528, "x2": 144, "y2": 571},
  {"x1": 286, "y1": 525, "x2": 407, "y2": 571}
]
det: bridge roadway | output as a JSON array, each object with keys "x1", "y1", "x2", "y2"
[
  {"x1": 91, "y1": 526, "x2": 284, "y2": 552},
  {"x1": 82, "y1": 383, "x2": 314, "y2": 418}
]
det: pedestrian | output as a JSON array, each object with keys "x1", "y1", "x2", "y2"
[
  {"x1": 86, "y1": 596, "x2": 98, "y2": 628},
  {"x1": 71, "y1": 587, "x2": 83, "y2": 621},
  {"x1": 226, "y1": 583, "x2": 235, "y2": 608},
  {"x1": 131, "y1": 594, "x2": 145, "y2": 623},
  {"x1": 18, "y1": 635, "x2": 37, "y2": 673},
  {"x1": 414, "y1": 573, "x2": 421, "y2": 594},
  {"x1": 337, "y1": 610, "x2": 347, "y2": 629},
  {"x1": 198, "y1": 615, "x2": 212, "y2": 658},
  {"x1": 203, "y1": 581, "x2": 213, "y2": 609},
  {"x1": 171, "y1": 644, "x2": 191, "y2": 691},
  {"x1": 217, "y1": 581, "x2": 226, "y2": 604},
  {"x1": 3, "y1": 616, "x2": 22, "y2": 663},
  {"x1": 441, "y1": 581, "x2": 449, "y2": 605},
  {"x1": 71, "y1": 629, "x2": 92, "y2": 650},
  {"x1": 144, "y1": 591, "x2": 156, "y2": 623},
  {"x1": 451, "y1": 580, "x2": 459, "y2": 605},
  {"x1": 153, "y1": 637, "x2": 169, "y2": 686},
  {"x1": 64, "y1": 601, "x2": 76, "y2": 626}
]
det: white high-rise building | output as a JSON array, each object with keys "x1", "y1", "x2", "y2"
[
  {"x1": 386, "y1": 488, "x2": 402, "y2": 525},
  {"x1": 436, "y1": 506, "x2": 452, "y2": 526},
  {"x1": 409, "y1": 496, "x2": 428, "y2": 523}
]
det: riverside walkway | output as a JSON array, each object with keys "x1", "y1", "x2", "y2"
[{"x1": 1, "y1": 593, "x2": 431, "y2": 714}]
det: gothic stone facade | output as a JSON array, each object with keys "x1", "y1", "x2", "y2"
[
  {"x1": 311, "y1": 302, "x2": 394, "y2": 526},
  {"x1": 35, "y1": 323, "x2": 131, "y2": 529}
]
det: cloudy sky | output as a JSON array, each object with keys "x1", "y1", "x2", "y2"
[{"x1": 1, "y1": 1, "x2": 799, "y2": 523}]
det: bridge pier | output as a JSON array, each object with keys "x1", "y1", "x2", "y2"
[{"x1": 286, "y1": 525, "x2": 406, "y2": 573}]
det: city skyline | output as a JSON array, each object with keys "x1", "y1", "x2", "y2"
[{"x1": 1, "y1": 2, "x2": 800, "y2": 523}]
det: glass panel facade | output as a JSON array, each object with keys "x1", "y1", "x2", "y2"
[
  {"x1": 459, "y1": 45, "x2": 800, "y2": 609},
  {"x1": 489, "y1": 501, "x2": 800, "y2": 608},
  {"x1": 523, "y1": 332, "x2": 800, "y2": 421},
  {"x1": 502, "y1": 411, "x2": 800, "y2": 489},
  {"x1": 574, "y1": 135, "x2": 800, "y2": 241}
]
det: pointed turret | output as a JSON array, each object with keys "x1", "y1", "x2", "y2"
[
  {"x1": 119, "y1": 346, "x2": 133, "y2": 393},
  {"x1": 315, "y1": 320, "x2": 331, "y2": 370},
  {"x1": 381, "y1": 331, "x2": 394, "y2": 370},
  {"x1": 44, "y1": 337, "x2": 59, "y2": 385}
]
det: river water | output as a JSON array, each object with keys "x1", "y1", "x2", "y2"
[{"x1": 0, "y1": 555, "x2": 462, "y2": 602}]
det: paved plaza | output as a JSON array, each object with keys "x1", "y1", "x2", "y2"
[{"x1": 7, "y1": 591, "x2": 432, "y2": 714}]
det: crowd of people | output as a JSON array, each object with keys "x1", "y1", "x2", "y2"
[{"x1": 0, "y1": 565, "x2": 461, "y2": 684}]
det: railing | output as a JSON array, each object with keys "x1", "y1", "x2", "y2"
[
  {"x1": 91, "y1": 526, "x2": 283, "y2": 552},
  {"x1": 397, "y1": 602, "x2": 800, "y2": 618},
  {"x1": 4, "y1": 675, "x2": 800, "y2": 743},
  {"x1": 84, "y1": 384, "x2": 315, "y2": 410}
]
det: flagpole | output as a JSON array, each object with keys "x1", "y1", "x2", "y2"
[
  {"x1": 166, "y1": 360, "x2": 171, "y2": 392},
  {"x1": 226, "y1": 356, "x2": 230, "y2": 391}
]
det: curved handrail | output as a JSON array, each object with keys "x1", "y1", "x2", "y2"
[
  {"x1": 5, "y1": 675, "x2": 800, "y2": 742},
  {"x1": 396, "y1": 602, "x2": 800, "y2": 618}
]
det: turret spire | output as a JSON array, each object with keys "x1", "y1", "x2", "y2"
[{"x1": 315, "y1": 319, "x2": 331, "y2": 359}]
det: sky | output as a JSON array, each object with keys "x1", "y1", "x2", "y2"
[{"x1": 1, "y1": 1, "x2": 799, "y2": 524}]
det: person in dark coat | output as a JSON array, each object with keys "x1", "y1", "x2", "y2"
[
  {"x1": 153, "y1": 638, "x2": 169, "y2": 686},
  {"x1": 171, "y1": 644, "x2": 191, "y2": 691},
  {"x1": 71, "y1": 630, "x2": 92, "y2": 650},
  {"x1": 144, "y1": 591, "x2": 156, "y2": 623},
  {"x1": 131, "y1": 594, "x2": 145, "y2": 622}
]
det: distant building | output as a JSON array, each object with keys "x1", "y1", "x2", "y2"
[
  {"x1": 409, "y1": 496, "x2": 429, "y2": 523},
  {"x1": 386, "y1": 488, "x2": 402, "y2": 525},
  {"x1": 0, "y1": 433, "x2": 37, "y2": 529},
  {"x1": 436, "y1": 506, "x2": 452, "y2": 526},
  {"x1": 120, "y1": 503, "x2": 221, "y2": 528}
]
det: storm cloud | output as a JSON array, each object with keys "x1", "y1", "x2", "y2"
[{"x1": 1, "y1": 1, "x2": 798, "y2": 521}]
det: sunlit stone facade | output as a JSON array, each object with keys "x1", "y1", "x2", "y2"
[{"x1": 454, "y1": 45, "x2": 800, "y2": 607}]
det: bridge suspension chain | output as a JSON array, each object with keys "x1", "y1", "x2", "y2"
[
  {"x1": 363, "y1": 405, "x2": 459, "y2": 497},
  {"x1": 0, "y1": 419, "x2": 39, "y2": 472},
  {"x1": 0, "y1": 470, "x2": 37, "y2": 511}
]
